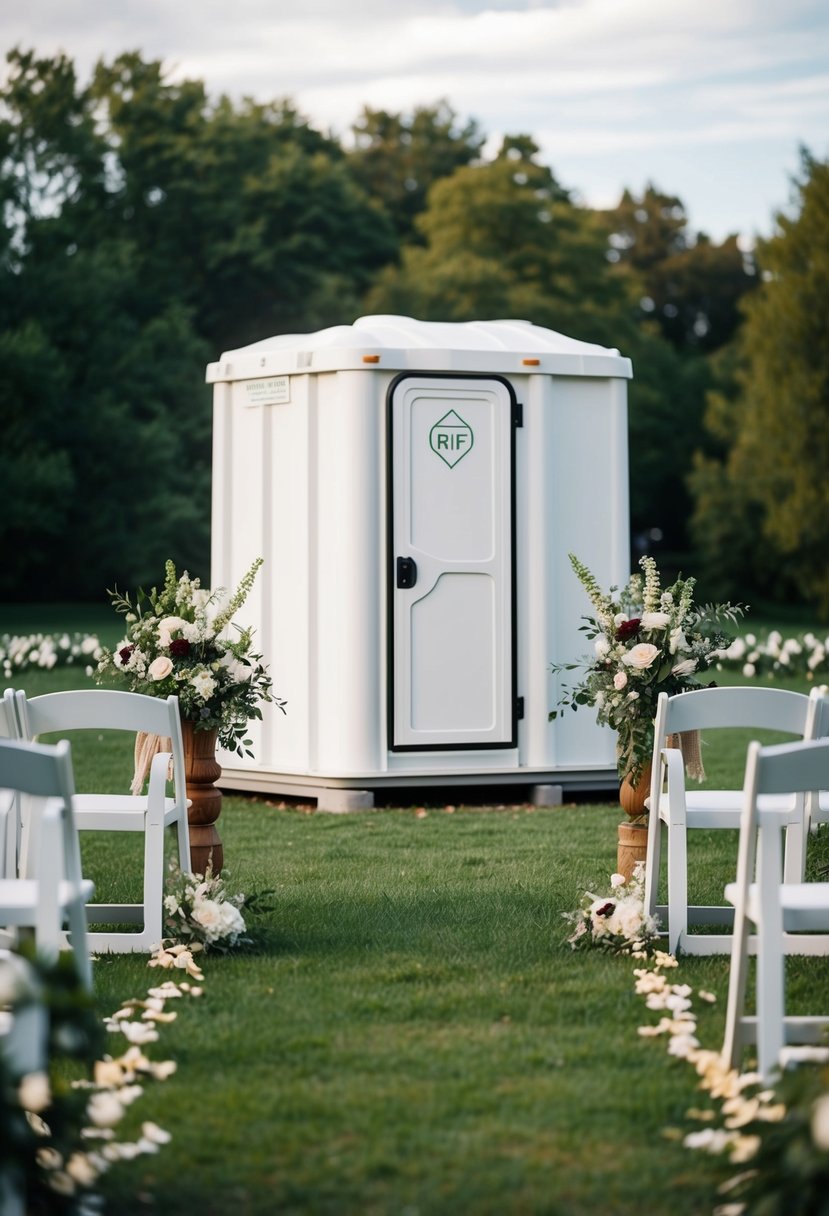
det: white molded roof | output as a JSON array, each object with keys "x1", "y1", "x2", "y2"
[{"x1": 206, "y1": 314, "x2": 632, "y2": 382}]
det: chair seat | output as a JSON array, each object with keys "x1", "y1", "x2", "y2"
[
  {"x1": 657, "y1": 789, "x2": 797, "y2": 829},
  {"x1": 726, "y1": 881, "x2": 829, "y2": 931},
  {"x1": 73, "y1": 793, "x2": 183, "y2": 831},
  {"x1": 0, "y1": 877, "x2": 95, "y2": 921}
]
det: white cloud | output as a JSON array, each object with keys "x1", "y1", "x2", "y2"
[{"x1": 3, "y1": 0, "x2": 827, "y2": 239}]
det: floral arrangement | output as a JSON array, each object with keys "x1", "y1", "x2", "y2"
[
  {"x1": 550, "y1": 553, "x2": 744, "y2": 785},
  {"x1": 563, "y1": 863, "x2": 660, "y2": 957},
  {"x1": 95, "y1": 557, "x2": 283, "y2": 756},
  {"x1": 162, "y1": 862, "x2": 248, "y2": 951}
]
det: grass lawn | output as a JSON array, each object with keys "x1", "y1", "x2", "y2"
[{"x1": 6, "y1": 652, "x2": 829, "y2": 1214}]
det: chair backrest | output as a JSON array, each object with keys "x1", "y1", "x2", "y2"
[
  {"x1": 661, "y1": 686, "x2": 812, "y2": 737},
  {"x1": 809, "y1": 686, "x2": 829, "y2": 740},
  {"x1": 0, "y1": 736, "x2": 85, "y2": 886},
  {"x1": 734, "y1": 736, "x2": 829, "y2": 900},
  {"x1": 1, "y1": 687, "x2": 19, "y2": 738},
  {"x1": 15, "y1": 689, "x2": 186, "y2": 807}
]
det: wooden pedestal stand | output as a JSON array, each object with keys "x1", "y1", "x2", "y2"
[
  {"x1": 181, "y1": 721, "x2": 224, "y2": 876},
  {"x1": 616, "y1": 764, "x2": 650, "y2": 882}
]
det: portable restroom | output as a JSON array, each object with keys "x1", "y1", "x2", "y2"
[{"x1": 206, "y1": 315, "x2": 632, "y2": 809}]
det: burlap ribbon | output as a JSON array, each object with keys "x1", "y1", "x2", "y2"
[
  {"x1": 668, "y1": 729, "x2": 705, "y2": 782},
  {"x1": 131, "y1": 731, "x2": 173, "y2": 796}
]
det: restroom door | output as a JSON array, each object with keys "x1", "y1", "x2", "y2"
[{"x1": 388, "y1": 374, "x2": 517, "y2": 750}]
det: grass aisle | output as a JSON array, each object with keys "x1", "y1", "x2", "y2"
[
  {"x1": 83, "y1": 796, "x2": 738, "y2": 1216},
  {"x1": 10, "y1": 659, "x2": 827, "y2": 1214}
]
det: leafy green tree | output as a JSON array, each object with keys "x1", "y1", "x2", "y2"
[
  {"x1": 366, "y1": 135, "x2": 620, "y2": 341},
  {"x1": 689, "y1": 150, "x2": 829, "y2": 612},
  {"x1": 366, "y1": 138, "x2": 709, "y2": 556},
  {"x1": 605, "y1": 185, "x2": 756, "y2": 353},
  {"x1": 349, "y1": 101, "x2": 485, "y2": 242},
  {"x1": 0, "y1": 51, "x2": 211, "y2": 598},
  {"x1": 90, "y1": 54, "x2": 396, "y2": 349}
]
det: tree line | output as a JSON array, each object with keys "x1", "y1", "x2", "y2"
[{"x1": 1, "y1": 48, "x2": 827, "y2": 613}]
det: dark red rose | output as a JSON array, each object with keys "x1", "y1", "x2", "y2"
[
  {"x1": 615, "y1": 618, "x2": 641, "y2": 642},
  {"x1": 169, "y1": 638, "x2": 191, "y2": 658},
  {"x1": 118, "y1": 644, "x2": 134, "y2": 665},
  {"x1": 595, "y1": 901, "x2": 616, "y2": 918}
]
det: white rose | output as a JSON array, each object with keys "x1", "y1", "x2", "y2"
[
  {"x1": 148, "y1": 656, "x2": 174, "y2": 681},
  {"x1": 640, "y1": 611, "x2": 671, "y2": 631},
  {"x1": 594, "y1": 636, "x2": 611, "y2": 659},
  {"x1": 742, "y1": 662, "x2": 756, "y2": 677},
  {"x1": 157, "y1": 616, "x2": 189, "y2": 647},
  {"x1": 191, "y1": 898, "x2": 224, "y2": 942},
  {"x1": 217, "y1": 902, "x2": 245, "y2": 937},
  {"x1": 622, "y1": 643, "x2": 660, "y2": 670},
  {"x1": 613, "y1": 671, "x2": 628, "y2": 691}
]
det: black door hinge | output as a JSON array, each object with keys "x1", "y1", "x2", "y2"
[
  {"x1": 516, "y1": 696, "x2": 525, "y2": 720},
  {"x1": 513, "y1": 400, "x2": 523, "y2": 427}
]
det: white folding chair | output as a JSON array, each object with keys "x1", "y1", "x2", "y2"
[
  {"x1": 722, "y1": 736, "x2": 829, "y2": 1081},
  {"x1": 0, "y1": 948, "x2": 48, "y2": 1216},
  {"x1": 0, "y1": 738, "x2": 93, "y2": 989},
  {"x1": 644, "y1": 686, "x2": 818, "y2": 954},
  {"x1": 15, "y1": 690, "x2": 190, "y2": 954},
  {"x1": 0, "y1": 688, "x2": 22, "y2": 881}
]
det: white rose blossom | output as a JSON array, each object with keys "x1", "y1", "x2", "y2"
[
  {"x1": 148, "y1": 655, "x2": 173, "y2": 681},
  {"x1": 622, "y1": 643, "x2": 660, "y2": 670}
]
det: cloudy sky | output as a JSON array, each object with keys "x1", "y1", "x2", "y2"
[{"x1": 6, "y1": 0, "x2": 828, "y2": 243}]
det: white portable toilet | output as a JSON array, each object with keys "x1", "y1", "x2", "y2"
[{"x1": 206, "y1": 315, "x2": 632, "y2": 808}]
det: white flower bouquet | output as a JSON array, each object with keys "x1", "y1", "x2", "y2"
[
  {"x1": 563, "y1": 864, "x2": 660, "y2": 956},
  {"x1": 550, "y1": 553, "x2": 744, "y2": 785},
  {"x1": 95, "y1": 557, "x2": 283, "y2": 756},
  {"x1": 162, "y1": 862, "x2": 248, "y2": 951}
]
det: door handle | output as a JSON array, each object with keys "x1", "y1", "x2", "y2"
[{"x1": 396, "y1": 556, "x2": 417, "y2": 589}]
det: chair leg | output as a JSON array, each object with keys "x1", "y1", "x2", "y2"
[
  {"x1": 667, "y1": 822, "x2": 689, "y2": 954},
  {"x1": 722, "y1": 906, "x2": 751, "y2": 1070},
  {"x1": 175, "y1": 812, "x2": 191, "y2": 873},
  {"x1": 783, "y1": 819, "x2": 806, "y2": 884},
  {"x1": 756, "y1": 834, "x2": 787, "y2": 1081},
  {"x1": 644, "y1": 813, "x2": 662, "y2": 923},
  {"x1": 65, "y1": 901, "x2": 93, "y2": 992},
  {"x1": 142, "y1": 815, "x2": 165, "y2": 948}
]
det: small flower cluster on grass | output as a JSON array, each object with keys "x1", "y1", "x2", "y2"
[
  {"x1": 721, "y1": 630, "x2": 829, "y2": 682},
  {"x1": 633, "y1": 952, "x2": 829, "y2": 1214},
  {"x1": 0, "y1": 633, "x2": 102, "y2": 680},
  {"x1": 162, "y1": 862, "x2": 248, "y2": 952},
  {"x1": 563, "y1": 862, "x2": 660, "y2": 957}
]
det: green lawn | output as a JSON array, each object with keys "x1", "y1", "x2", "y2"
[{"x1": 6, "y1": 644, "x2": 829, "y2": 1214}]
